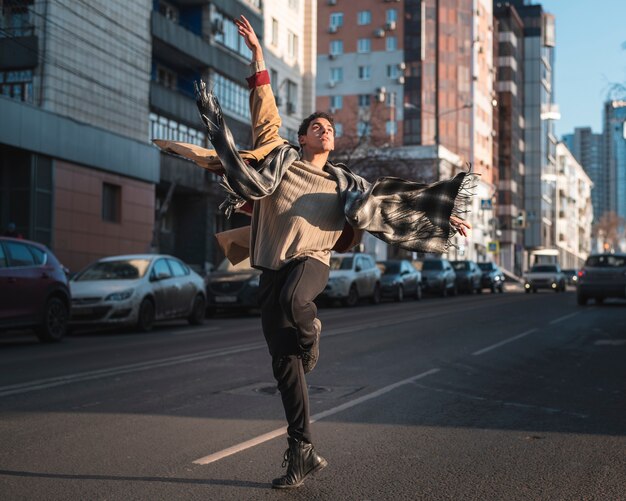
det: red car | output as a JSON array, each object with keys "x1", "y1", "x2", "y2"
[{"x1": 0, "y1": 237, "x2": 71, "y2": 342}]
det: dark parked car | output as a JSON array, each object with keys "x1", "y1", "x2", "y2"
[
  {"x1": 0, "y1": 237, "x2": 71, "y2": 342},
  {"x1": 562, "y1": 269, "x2": 579, "y2": 286},
  {"x1": 377, "y1": 259, "x2": 422, "y2": 302},
  {"x1": 477, "y1": 261, "x2": 505, "y2": 293},
  {"x1": 577, "y1": 253, "x2": 626, "y2": 306},
  {"x1": 205, "y1": 257, "x2": 261, "y2": 315},
  {"x1": 450, "y1": 260, "x2": 482, "y2": 294},
  {"x1": 419, "y1": 258, "x2": 457, "y2": 297}
]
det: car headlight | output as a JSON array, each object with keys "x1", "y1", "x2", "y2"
[
  {"x1": 248, "y1": 275, "x2": 260, "y2": 287},
  {"x1": 105, "y1": 289, "x2": 134, "y2": 301}
]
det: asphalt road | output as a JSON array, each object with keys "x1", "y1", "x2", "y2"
[{"x1": 1, "y1": 288, "x2": 625, "y2": 500}]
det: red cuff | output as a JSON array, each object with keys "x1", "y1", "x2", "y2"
[{"x1": 246, "y1": 70, "x2": 270, "y2": 89}]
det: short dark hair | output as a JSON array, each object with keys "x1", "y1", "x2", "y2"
[{"x1": 297, "y1": 112, "x2": 335, "y2": 138}]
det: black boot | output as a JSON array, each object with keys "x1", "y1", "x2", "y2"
[
  {"x1": 271, "y1": 438, "x2": 328, "y2": 489},
  {"x1": 301, "y1": 318, "x2": 321, "y2": 374}
]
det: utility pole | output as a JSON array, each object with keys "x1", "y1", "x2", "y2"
[{"x1": 434, "y1": 0, "x2": 440, "y2": 180}]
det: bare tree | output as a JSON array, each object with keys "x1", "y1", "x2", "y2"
[{"x1": 592, "y1": 211, "x2": 626, "y2": 252}]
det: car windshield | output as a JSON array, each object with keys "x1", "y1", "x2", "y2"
[
  {"x1": 74, "y1": 259, "x2": 150, "y2": 281},
  {"x1": 477, "y1": 263, "x2": 494, "y2": 271},
  {"x1": 330, "y1": 257, "x2": 354, "y2": 270},
  {"x1": 530, "y1": 265, "x2": 557, "y2": 272},
  {"x1": 451, "y1": 262, "x2": 469, "y2": 271},
  {"x1": 217, "y1": 257, "x2": 254, "y2": 272},
  {"x1": 585, "y1": 255, "x2": 626, "y2": 267},
  {"x1": 422, "y1": 260, "x2": 443, "y2": 271},
  {"x1": 380, "y1": 262, "x2": 401, "y2": 275}
]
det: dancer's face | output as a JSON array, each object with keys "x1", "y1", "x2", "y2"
[{"x1": 299, "y1": 118, "x2": 335, "y2": 154}]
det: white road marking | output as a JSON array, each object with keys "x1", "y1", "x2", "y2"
[
  {"x1": 549, "y1": 312, "x2": 581, "y2": 325},
  {"x1": 192, "y1": 368, "x2": 440, "y2": 465},
  {"x1": 472, "y1": 328, "x2": 538, "y2": 356}
]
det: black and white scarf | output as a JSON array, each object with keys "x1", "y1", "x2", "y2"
[{"x1": 195, "y1": 81, "x2": 476, "y2": 254}]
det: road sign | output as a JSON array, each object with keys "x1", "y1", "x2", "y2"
[
  {"x1": 480, "y1": 199, "x2": 493, "y2": 210},
  {"x1": 487, "y1": 241, "x2": 500, "y2": 253}
]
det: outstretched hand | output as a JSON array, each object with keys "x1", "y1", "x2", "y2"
[
  {"x1": 450, "y1": 215, "x2": 471, "y2": 237},
  {"x1": 234, "y1": 15, "x2": 262, "y2": 60}
]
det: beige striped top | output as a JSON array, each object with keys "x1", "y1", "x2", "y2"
[{"x1": 250, "y1": 159, "x2": 345, "y2": 270}]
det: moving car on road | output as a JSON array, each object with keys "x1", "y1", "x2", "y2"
[
  {"x1": 321, "y1": 253, "x2": 382, "y2": 306},
  {"x1": 377, "y1": 259, "x2": 422, "y2": 302},
  {"x1": 419, "y1": 258, "x2": 457, "y2": 297},
  {"x1": 576, "y1": 253, "x2": 626, "y2": 305},
  {"x1": 205, "y1": 257, "x2": 261, "y2": 316},
  {"x1": 70, "y1": 254, "x2": 206, "y2": 331},
  {"x1": 451, "y1": 260, "x2": 482, "y2": 294},
  {"x1": 477, "y1": 261, "x2": 505, "y2": 293},
  {"x1": 0, "y1": 237, "x2": 71, "y2": 342},
  {"x1": 562, "y1": 269, "x2": 579, "y2": 286},
  {"x1": 523, "y1": 263, "x2": 566, "y2": 293}
]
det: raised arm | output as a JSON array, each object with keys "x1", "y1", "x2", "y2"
[{"x1": 235, "y1": 15, "x2": 283, "y2": 149}]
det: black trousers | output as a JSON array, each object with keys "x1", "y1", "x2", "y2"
[{"x1": 258, "y1": 257, "x2": 330, "y2": 444}]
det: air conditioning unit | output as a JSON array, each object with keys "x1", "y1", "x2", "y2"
[
  {"x1": 327, "y1": 0, "x2": 337, "y2": 5},
  {"x1": 374, "y1": 28, "x2": 385, "y2": 38},
  {"x1": 398, "y1": 61, "x2": 406, "y2": 70},
  {"x1": 328, "y1": 25, "x2": 338, "y2": 33},
  {"x1": 328, "y1": 53, "x2": 336, "y2": 60},
  {"x1": 397, "y1": 76, "x2": 405, "y2": 84},
  {"x1": 287, "y1": 102, "x2": 296, "y2": 115},
  {"x1": 328, "y1": 80, "x2": 336, "y2": 88},
  {"x1": 385, "y1": 21, "x2": 396, "y2": 31}
]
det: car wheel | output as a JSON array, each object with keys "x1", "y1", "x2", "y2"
[
  {"x1": 415, "y1": 284, "x2": 422, "y2": 300},
  {"x1": 343, "y1": 285, "x2": 359, "y2": 307},
  {"x1": 370, "y1": 283, "x2": 382, "y2": 305},
  {"x1": 451, "y1": 284, "x2": 458, "y2": 296},
  {"x1": 577, "y1": 292, "x2": 588, "y2": 306},
  {"x1": 395, "y1": 285, "x2": 404, "y2": 302},
  {"x1": 477, "y1": 287, "x2": 483, "y2": 294},
  {"x1": 490, "y1": 284, "x2": 496, "y2": 293},
  {"x1": 36, "y1": 296, "x2": 68, "y2": 343},
  {"x1": 499, "y1": 284, "x2": 504, "y2": 293},
  {"x1": 188, "y1": 294, "x2": 206, "y2": 325},
  {"x1": 137, "y1": 298, "x2": 155, "y2": 332}
]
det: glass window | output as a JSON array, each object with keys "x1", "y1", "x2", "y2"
[
  {"x1": 358, "y1": 66, "x2": 371, "y2": 80},
  {"x1": 287, "y1": 31, "x2": 298, "y2": 61},
  {"x1": 330, "y1": 12, "x2": 343, "y2": 28},
  {"x1": 29, "y1": 246, "x2": 46, "y2": 265},
  {"x1": 386, "y1": 9, "x2": 398, "y2": 23},
  {"x1": 334, "y1": 123, "x2": 343, "y2": 137},
  {"x1": 330, "y1": 95, "x2": 343, "y2": 110},
  {"x1": 357, "y1": 38, "x2": 371, "y2": 53},
  {"x1": 386, "y1": 36, "x2": 398, "y2": 51},
  {"x1": 74, "y1": 259, "x2": 151, "y2": 281},
  {"x1": 271, "y1": 18, "x2": 278, "y2": 46},
  {"x1": 330, "y1": 256, "x2": 354, "y2": 270},
  {"x1": 330, "y1": 40, "x2": 343, "y2": 55},
  {"x1": 358, "y1": 94, "x2": 371, "y2": 107},
  {"x1": 288, "y1": 0, "x2": 299, "y2": 11},
  {"x1": 212, "y1": 73, "x2": 251, "y2": 120},
  {"x1": 167, "y1": 259, "x2": 187, "y2": 277},
  {"x1": 330, "y1": 67, "x2": 343, "y2": 83},
  {"x1": 0, "y1": 244, "x2": 7, "y2": 268},
  {"x1": 357, "y1": 10, "x2": 371, "y2": 25},
  {"x1": 102, "y1": 183, "x2": 121, "y2": 223},
  {"x1": 152, "y1": 259, "x2": 172, "y2": 279},
  {"x1": 422, "y1": 260, "x2": 443, "y2": 271},
  {"x1": 386, "y1": 120, "x2": 397, "y2": 136},
  {"x1": 387, "y1": 64, "x2": 399, "y2": 78},
  {"x1": 6, "y1": 242, "x2": 35, "y2": 267},
  {"x1": 357, "y1": 121, "x2": 371, "y2": 137}
]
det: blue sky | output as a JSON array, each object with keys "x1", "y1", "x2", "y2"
[{"x1": 538, "y1": 0, "x2": 626, "y2": 137}]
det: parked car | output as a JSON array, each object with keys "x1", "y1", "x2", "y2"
[
  {"x1": 477, "y1": 261, "x2": 505, "y2": 293},
  {"x1": 450, "y1": 260, "x2": 482, "y2": 294},
  {"x1": 419, "y1": 258, "x2": 457, "y2": 297},
  {"x1": 0, "y1": 237, "x2": 71, "y2": 342},
  {"x1": 576, "y1": 253, "x2": 626, "y2": 305},
  {"x1": 523, "y1": 263, "x2": 566, "y2": 293},
  {"x1": 70, "y1": 254, "x2": 206, "y2": 331},
  {"x1": 377, "y1": 259, "x2": 422, "y2": 302},
  {"x1": 205, "y1": 257, "x2": 261, "y2": 315},
  {"x1": 562, "y1": 269, "x2": 579, "y2": 286},
  {"x1": 321, "y1": 253, "x2": 381, "y2": 306}
]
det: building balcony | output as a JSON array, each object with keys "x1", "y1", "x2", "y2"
[
  {"x1": 151, "y1": 11, "x2": 249, "y2": 82},
  {"x1": 150, "y1": 82, "x2": 202, "y2": 129},
  {"x1": 0, "y1": 34, "x2": 38, "y2": 70}
]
